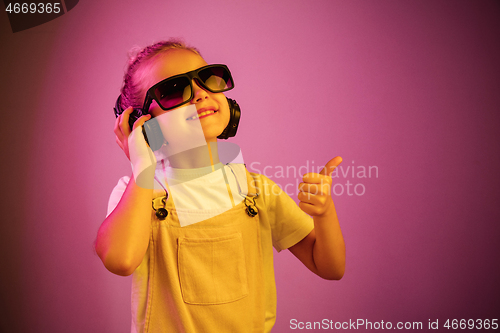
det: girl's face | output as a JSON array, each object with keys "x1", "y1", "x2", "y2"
[{"x1": 140, "y1": 49, "x2": 231, "y2": 143}]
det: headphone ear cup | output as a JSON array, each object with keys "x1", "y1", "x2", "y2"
[
  {"x1": 114, "y1": 95, "x2": 144, "y2": 131},
  {"x1": 143, "y1": 117, "x2": 165, "y2": 151},
  {"x1": 218, "y1": 98, "x2": 241, "y2": 140},
  {"x1": 115, "y1": 95, "x2": 163, "y2": 150},
  {"x1": 128, "y1": 108, "x2": 143, "y2": 131}
]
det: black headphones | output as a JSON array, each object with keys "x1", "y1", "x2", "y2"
[{"x1": 113, "y1": 96, "x2": 241, "y2": 150}]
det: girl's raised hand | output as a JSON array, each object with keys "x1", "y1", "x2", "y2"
[
  {"x1": 298, "y1": 157, "x2": 343, "y2": 217},
  {"x1": 114, "y1": 106, "x2": 152, "y2": 160}
]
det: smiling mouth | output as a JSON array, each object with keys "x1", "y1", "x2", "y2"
[{"x1": 186, "y1": 110, "x2": 217, "y2": 120}]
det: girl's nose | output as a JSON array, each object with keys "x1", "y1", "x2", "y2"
[{"x1": 191, "y1": 80, "x2": 209, "y2": 103}]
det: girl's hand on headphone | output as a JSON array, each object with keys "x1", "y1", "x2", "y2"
[
  {"x1": 115, "y1": 107, "x2": 157, "y2": 189},
  {"x1": 114, "y1": 107, "x2": 151, "y2": 160}
]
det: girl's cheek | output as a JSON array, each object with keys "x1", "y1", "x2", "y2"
[{"x1": 150, "y1": 104, "x2": 164, "y2": 118}]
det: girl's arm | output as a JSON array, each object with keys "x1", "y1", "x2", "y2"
[
  {"x1": 288, "y1": 157, "x2": 346, "y2": 280},
  {"x1": 95, "y1": 107, "x2": 154, "y2": 276},
  {"x1": 95, "y1": 177, "x2": 153, "y2": 276}
]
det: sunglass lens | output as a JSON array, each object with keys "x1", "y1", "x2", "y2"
[
  {"x1": 154, "y1": 77, "x2": 191, "y2": 109},
  {"x1": 199, "y1": 67, "x2": 233, "y2": 92}
]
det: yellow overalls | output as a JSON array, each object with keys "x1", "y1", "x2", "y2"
[{"x1": 131, "y1": 170, "x2": 273, "y2": 332}]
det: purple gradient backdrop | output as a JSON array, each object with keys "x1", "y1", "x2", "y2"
[{"x1": 1, "y1": 0, "x2": 499, "y2": 332}]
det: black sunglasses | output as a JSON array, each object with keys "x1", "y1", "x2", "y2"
[{"x1": 142, "y1": 64, "x2": 234, "y2": 112}]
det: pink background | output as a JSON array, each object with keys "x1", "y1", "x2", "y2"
[{"x1": 1, "y1": 0, "x2": 499, "y2": 331}]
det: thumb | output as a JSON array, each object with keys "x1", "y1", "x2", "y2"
[{"x1": 319, "y1": 156, "x2": 343, "y2": 177}]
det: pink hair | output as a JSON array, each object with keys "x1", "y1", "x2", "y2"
[{"x1": 119, "y1": 39, "x2": 201, "y2": 110}]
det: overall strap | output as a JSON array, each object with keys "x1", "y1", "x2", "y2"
[{"x1": 245, "y1": 169, "x2": 259, "y2": 198}]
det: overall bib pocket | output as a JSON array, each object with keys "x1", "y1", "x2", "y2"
[{"x1": 178, "y1": 233, "x2": 248, "y2": 305}]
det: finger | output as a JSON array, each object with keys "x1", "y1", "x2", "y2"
[
  {"x1": 118, "y1": 107, "x2": 134, "y2": 134},
  {"x1": 115, "y1": 136, "x2": 124, "y2": 150},
  {"x1": 298, "y1": 201, "x2": 313, "y2": 213},
  {"x1": 298, "y1": 191, "x2": 315, "y2": 204},
  {"x1": 132, "y1": 114, "x2": 152, "y2": 130},
  {"x1": 298, "y1": 182, "x2": 323, "y2": 195},
  {"x1": 114, "y1": 112, "x2": 124, "y2": 136},
  {"x1": 302, "y1": 173, "x2": 332, "y2": 184},
  {"x1": 299, "y1": 201, "x2": 325, "y2": 217},
  {"x1": 319, "y1": 156, "x2": 343, "y2": 177},
  {"x1": 298, "y1": 192, "x2": 328, "y2": 209}
]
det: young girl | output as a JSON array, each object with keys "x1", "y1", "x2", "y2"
[{"x1": 96, "y1": 39, "x2": 345, "y2": 332}]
